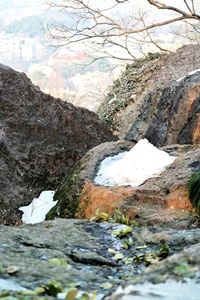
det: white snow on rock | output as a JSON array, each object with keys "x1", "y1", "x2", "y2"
[
  {"x1": 94, "y1": 139, "x2": 176, "y2": 187},
  {"x1": 19, "y1": 191, "x2": 57, "y2": 224},
  {"x1": 176, "y1": 69, "x2": 200, "y2": 82}
]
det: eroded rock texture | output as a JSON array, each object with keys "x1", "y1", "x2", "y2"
[
  {"x1": 98, "y1": 45, "x2": 200, "y2": 146},
  {"x1": 0, "y1": 218, "x2": 200, "y2": 298},
  {"x1": 126, "y1": 72, "x2": 200, "y2": 146},
  {"x1": 0, "y1": 64, "x2": 115, "y2": 224},
  {"x1": 106, "y1": 243, "x2": 200, "y2": 300},
  {"x1": 48, "y1": 47, "x2": 200, "y2": 227}
]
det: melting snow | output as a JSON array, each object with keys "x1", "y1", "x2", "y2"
[
  {"x1": 95, "y1": 139, "x2": 176, "y2": 187},
  {"x1": 19, "y1": 191, "x2": 57, "y2": 224}
]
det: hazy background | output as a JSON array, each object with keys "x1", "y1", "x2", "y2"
[{"x1": 0, "y1": 0, "x2": 197, "y2": 110}]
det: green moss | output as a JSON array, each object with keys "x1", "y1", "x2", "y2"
[
  {"x1": 41, "y1": 281, "x2": 63, "y2": 297},
  {"x1": 112, "y1": 208, "x2": 139, "y2": 226},
  {"x1": 91, "y1": 208, "x2": 139, "y2": 226},
  {"x1": 158, "y1": 244, "x2": 170, "y2": 259},
  {"x1": 112, "y1": 225, "x2": 133, "y2": 237},
  {"x1": 46, "y1": 159, "x2": 87, "y2": 220},
  {"x1": 173, "y1": 262, "x2": 195, "y2": 277},
  {"x1": 0, "y1": 292, "x2": 10, "y2": 298},
  {"x1": 97, "y1": 52, "x2": 162, "y2": 128},
  {"x1": 48, "y1": 258, "x2": 69, "y2": 267}
]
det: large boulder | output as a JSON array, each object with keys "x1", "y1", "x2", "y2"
[
  {"x1": 47, "y1": 140, "x2": 134, "y2": 221},
  {"x1": 98, "y1": 45, "x2": 200, "y2": 146},
  {"x1": 49, "y1": 140, "x2": 199, "y2": 229},
  {"x1": 0, "y1": 64, "x2": 115, "y2": 224},
  {"x1": 48, "y1": 50, "x2": 200, "y2": 228}
]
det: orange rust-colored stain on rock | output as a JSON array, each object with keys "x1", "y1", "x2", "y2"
[
  {"x1": 187, "y1": 87, "x2": 200, "y2": 144},
  {"x1": 168, "y1": 86, "x2": 200, "y2": 145},
  {"x1": 76, "y1": 181, "x2": 135, "y2": 219},
  {"x1": 187, "y1": 86, "x2": 200, "y2": 112},
  {"x1": 165, "y1": 187, "x2": 193, "y2": 210}
]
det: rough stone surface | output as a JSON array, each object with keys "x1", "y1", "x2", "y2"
[
  {"x1": 0, "y1": 64, "x2": 115, "y2": 224},
  {"x1": 50, "y1": 141, "x2": 199, "y2": 229},
  {"x1": 106, "y1": 243, "x2": 200, "y2": 300},
  {"x1": 98, "y1": 45, "x2": 200, "y2": 145},
  {"x1": 126, "y1": 72, "x2": 200, "y2": 146},
  {"x1": 0, "y1": 218, "x2": 200, "y2": 299},
  {"x1": 47, "y1": 140, "x2": 134, "y2": 220}
]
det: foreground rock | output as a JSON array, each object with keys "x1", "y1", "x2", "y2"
[
  {"x1": 106, "y1": 243, "x2": 200, "y2": 300},
  {"x1": 49, "y1": 141, "x2": 199, "y2": 228},
  {"x1": 98, "y1": 45, "x2": 200, "y2": 146},
  {"x1": 0, "y1": 219, "x2": 200, "y2": 299},
  {"x1": 0, "y1": 64, "x2": 115, "y2": 224}
]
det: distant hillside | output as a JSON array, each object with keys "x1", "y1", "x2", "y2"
[
  {"x1": 0, "y1": 0, "x2": 43, "y2": 9},
  {"x1": 3, "y1": 15, "x2": 47, "y2": 38}
]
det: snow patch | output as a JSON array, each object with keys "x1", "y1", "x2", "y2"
[
  {"x1": 94, "y1": 139, "x2": 176, "y2": 187},
  {"x1": 176, "y1": 69, "x2": 200, "y2": 82},
  {"x1": 19, "y1": 191, "x2": 57, "y2": 224}
]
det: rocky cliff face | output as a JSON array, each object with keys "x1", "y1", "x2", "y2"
[
  {"x1": 126, "y1": 71, "x2": 200, "y2": 146},
  {"x1": 0, "y1": 64, "x2": 115, "y2": 224},
  {"x1": 98, "y1": 45, "x2": 200, "y2": 146}
]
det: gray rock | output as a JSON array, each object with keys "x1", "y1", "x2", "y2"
[
  {"x1": 0, "y1": 219, "x2": 200, "y2": 299},
  {"x1": 51, "y1": 141, "x2": 199, "y2": 229},
  {"x1": 126, "y1": 72, "x2": 200, "y2": 146},
  {"x1": 0, "y1": 65, "x2": 116, "y2": 224},
  {"x1": 98, "y1": 45, "x2": 200, "y2": 146},
  {"x1": 106, "y1": 242, "x2": 200, "y2": 300}
]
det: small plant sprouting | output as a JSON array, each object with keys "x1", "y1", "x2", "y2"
[
  {"x1": 112, "y1": 208, "x2": 139, "y2": 226},
  {"x1": 91, "y1": 208, "x2": 139, "y2": 226}
]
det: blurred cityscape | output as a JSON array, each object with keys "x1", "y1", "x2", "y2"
[
  {"x1": 0, "y1": 0, "x2": 186, "y2": 111},
  {"x1": 0, "y1": 0, "x2": 118, "y2": 111}
]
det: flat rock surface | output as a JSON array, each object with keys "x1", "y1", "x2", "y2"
[
  {"x1": 0, "y1": 64, "x2": 115, "y2": 224},
  {"x1": 0, "y1": 219, "x2": 200, "y2": 299}
]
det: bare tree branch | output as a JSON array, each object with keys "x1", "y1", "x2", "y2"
[
  {"x1": 48, "y1": 0, "x2": 200, "y2": 63},
  {"x1": 184, "y1": 0, "x2": 193, "y2": 13}
]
